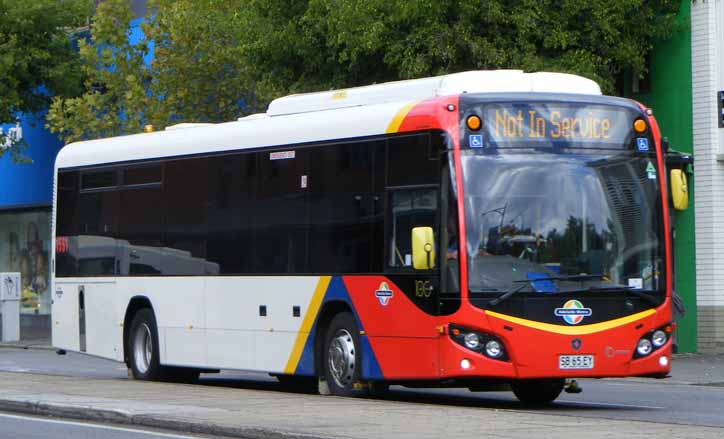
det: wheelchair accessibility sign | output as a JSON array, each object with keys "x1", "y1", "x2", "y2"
[
  {"x1": 636, "y1": 138, "x2": 649, "y2": 152},
  {"x1": 469, "y1": 134, "x2": 483, "y2": 148}
]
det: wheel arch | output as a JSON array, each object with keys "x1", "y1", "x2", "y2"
[{"x1": 123, "y1": 296, "x2": 155, "y2": 366}]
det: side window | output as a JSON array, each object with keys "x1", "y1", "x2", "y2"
[
  {"x1": 207, "y1": 152, "x2": 257, "y2": 274},
  {"x1": 117, "y1": 165, "x2": 164, "y2": 275},
  {"x1": 387, "y1": 133, "x2": 440, "y2": 187},
  {"x1": 165, "y1": 158, "x2": 211, "y2": 275},
  {"x1": 387, "y1": 188, "x2": 438, "y2": 268},
  {"x1": 307, "y1": 141, "x2": 382, "y2": 273},
  {"x1": 75, "y1": 169, "x2": 120, "y2": 276},
  {"x1": 254, "y1": 149, "x2": 308, "y2": 273},
  {"x1": 55, "y1": 171, "x2": 79, "y2": 277}
]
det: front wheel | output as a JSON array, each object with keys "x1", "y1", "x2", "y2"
[
  {"x1": 323, "y1": 312, "x2": 364, "y2": 396},
  {"x1": 511, "y1": 379, "x2": 565, "y2": 404}
]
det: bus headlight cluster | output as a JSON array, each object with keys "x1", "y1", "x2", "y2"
[
  {"x1": 634, "y1": 324, "x2": 673, "y2": 359},
  {"x1": 449, "y1": 324, "x2": 508, "y2": 361}
]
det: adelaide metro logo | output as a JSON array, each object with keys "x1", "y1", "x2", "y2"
[
  {"x1": 375, "y1": 282, "x2": 393, "y2": 306},
  {"x1": 554, "y1": 300, "x2": 592, "y2": 325}
]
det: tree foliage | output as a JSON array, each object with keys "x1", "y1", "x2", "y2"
[
  {"x1": 48, "y1": 0, "x2": 681, "y2": 143},
  {"x1": 0, "y1": 0, "x2": 90, "y2": 156}
]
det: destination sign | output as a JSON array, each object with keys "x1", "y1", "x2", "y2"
[{"x1": 479, "y1": 104, "x2": 636, "y2": 148}]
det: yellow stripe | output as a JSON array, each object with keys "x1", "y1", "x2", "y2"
[
  {"x1": 385, "y1": 101, "x2": 418, "y2": 134},
  {"x1": 283, "y1": 276, "x2": 332, "y2": 374},
  {"x1": 485, "y1": 309, "x2": 656, "y2": 335}
]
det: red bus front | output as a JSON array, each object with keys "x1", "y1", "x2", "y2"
[{"x1": 427, "y1": 94, "x2": 674, "y2": 395}]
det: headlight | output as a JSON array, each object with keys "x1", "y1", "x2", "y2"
[
  {"x1": 652, "y1": 330, "x2": 667, "y2": 347},
  {"x1": 464, "y1": 333, "x2": 480, "y2": 349},
  {"x1": 448, "y1": 325, "x2": 508, "y2": 361},
  {"x1": 637, "y1": 338, "x2": 653, "y2": 356},
  {"x1": 485, "y1": 340, "x2": 503, "y2": 358}
]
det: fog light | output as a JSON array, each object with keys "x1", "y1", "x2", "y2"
[
  {"x1": 460, "y1": 359, "x2": 471, "y2": 369},
  {"x1": 652, "y1": 330, "x2": 667, "y2": 347},
  {"x1": 637, "y1": 338, "x2": 653, "y2": 356},
  {"x1": 659, "y1": 356, "x2": 669, "y2": 367},
  {"x1": 485, "y1": 340, "x2": 503, "y2": 358},
  {"x1": 464, "y1": 333, "x2": 480, "y2": 350}
]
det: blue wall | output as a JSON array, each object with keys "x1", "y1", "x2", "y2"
[
  {"x1": 0, "y1": 17, "x2": 151, "y2": 210},
  {"x1": 0, "y1": 113, "x2": 63, "y2": 208}
]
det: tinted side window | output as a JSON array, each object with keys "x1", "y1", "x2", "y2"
[
  {"x1": 387, "y1": 133, "x2": 441, "y2": 186},
  {"x1": 207, "y1": 153, "x2": 257, "y2": 274},
  {"x1": 55, "y1": 171, "x2": 79, "y2": 277},
  {"x1": 164, "y1": 158, "x2": 212, "y2": 275},
  {"x1": 118, "y1": 186, "x2": 164, "y2": 275},
  {"x1": 308, "y1": 141, "x2": 381, "y2": 273},
  {"x1": 74, "y1": 190, "x2": 119, "y2": 276},
  {"x1": 81, "y1": 170, "x2": 117, "y2": 190},
  {"x1": 254, "y1": 149, "x2": 308, "y2": 273}
]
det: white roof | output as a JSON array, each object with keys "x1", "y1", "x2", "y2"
[
  {"x1": 267, "y1": 70, "x2": 601, "y2": 116},
  {"x1": 56, "y1": 70, "x2": 602, "y2": 169}
]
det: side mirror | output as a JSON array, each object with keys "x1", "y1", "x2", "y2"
[
  {"x1": 411, "y1": 226, "x2": 436, "y2": 270},
  {"x1": 670, "y1": 169, "x2": 688, "y2": 210}
]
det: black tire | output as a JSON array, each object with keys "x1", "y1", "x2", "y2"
[
  {"x1": 323, "y1": 312, "x2": 364, "y2": 396},
  {"x1": 128, "y1": 308, "x2": 162, "y2": 380},
  {"x1": 511, "y1": 379, "x2": 565, "y2": 404}
]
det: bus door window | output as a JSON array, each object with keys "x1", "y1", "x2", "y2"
[
  {"x1": 387, "y1": 188, "x2": 438, "y2": 268},
  {"x1": 440, "y1": 158, "x2": 460, "y2": 304}
]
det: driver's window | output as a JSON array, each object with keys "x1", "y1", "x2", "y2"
[{"x1": 387, "y1": 188, "x2": 438, "y2": 268}]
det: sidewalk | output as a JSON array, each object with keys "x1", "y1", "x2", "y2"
[{"x1": 0, "y1": 371, "x2": 723, "y2": 439}]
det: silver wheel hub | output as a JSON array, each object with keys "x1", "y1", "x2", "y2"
[
  {"x1": 328, "y1": 329, "x2": 356, "y2": 388},
  {"x1": 133, "y1": 323, "x2": 153, "y2": 374}
]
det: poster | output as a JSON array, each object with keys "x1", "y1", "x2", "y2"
[{"x1": 0, "y1": 209, "x2": 51, "y2": 315}]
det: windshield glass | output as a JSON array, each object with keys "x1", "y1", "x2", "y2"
[{"x1": 461, "y1": 150, "x2": 664, "y2": 296}]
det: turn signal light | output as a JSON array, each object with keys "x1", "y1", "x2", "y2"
[
  {"x1": 466, "y1": 115, "x2": 482, "y2": 131},
  {"x1": 633, "y1": 118, "x2": 647, "y2": 133}
]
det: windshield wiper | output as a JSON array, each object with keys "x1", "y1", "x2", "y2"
[
  {"x1": 528, "y1": 274, "x2": 605, "y2": 282},
  {"x1": 553, "y1": 285, "x2": 662, "y2": 306},
  {"x1": 488, "y1": 283, "x2": 529, "y2": 307}
]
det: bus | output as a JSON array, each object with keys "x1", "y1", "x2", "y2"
[{"x1": 52, "y1": 70, "x2": 689, "y2": 403}]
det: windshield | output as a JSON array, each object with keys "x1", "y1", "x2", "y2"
[{"x1": 461, "y1": 150, "x2": 664, "y2": 296}]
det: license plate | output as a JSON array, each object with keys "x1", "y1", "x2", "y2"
[{"x1": 559, "y1": 355, "x2": 594, "y2": 370}]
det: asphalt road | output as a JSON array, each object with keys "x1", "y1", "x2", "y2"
[
  {"x1": 0, "y1": 412, "x2": 226, "y2": 439},
  {"x1": 1, "y1": 348, "x2": 723, "y2": 429}
]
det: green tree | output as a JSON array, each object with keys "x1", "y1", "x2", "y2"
[
  {"x1": 0, "y1": 0, "x2": 90, "y2": 158},
  {"x1": 48, "y1": 0, "x2": 680, "y2": 143}
]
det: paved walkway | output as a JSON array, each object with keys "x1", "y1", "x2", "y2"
[{"x1": 0, "y1": 368, "x2": 722, "y2": 439}]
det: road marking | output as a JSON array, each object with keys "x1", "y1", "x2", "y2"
[
  {"x1": 558, "y1": 400, "x2": 665, "y2": 410},
  {"x1": 0, "y1": 412, "x2": 206, "y2": 438}
]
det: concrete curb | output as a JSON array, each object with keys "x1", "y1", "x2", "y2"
[{"x1": 0, "y1": 397, "x2": 328, "y2": 439}]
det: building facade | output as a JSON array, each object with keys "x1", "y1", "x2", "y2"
[
  {"x1": 628, "y1": 1, "x2": 698, "y2": 353},
  {"x1": 691, "y1": 0, "x2": 724, "y2": 353},
  {"x1": 0, "y1": 113, "x2": 63, "y2": 339}
]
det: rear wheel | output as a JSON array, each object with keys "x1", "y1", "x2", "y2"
[
  {"x1": 323, "y1": 312, "x2": 364, "y2": 396},
  {"x1": 128, "y1": 308, "x2": 162, "y2": 380},
  {"x1": 511, "y1": 379, "x2": 565, "y2": 404}
]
